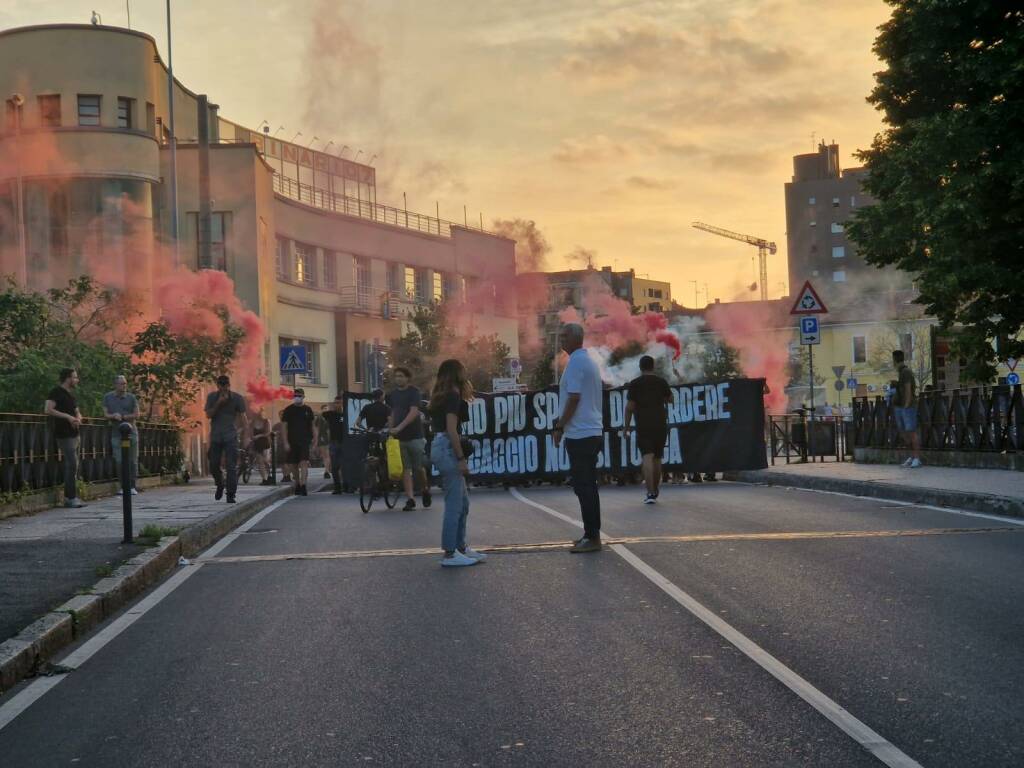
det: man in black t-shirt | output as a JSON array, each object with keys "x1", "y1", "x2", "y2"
[
  {"x1": 321, "y1": 394, "x2": 347, "y2": 494},
  {"x1": 624, "y1": 355, "x2": 673, "y2": 504},
  {"x1": 356, "y1": 389, "x2": 390, "y2": 431},
  {"x1": 387, "y1": 367, "x2": 431, "y2": 511},
  {"x1": 45, "y1": 368, "x2": 86, "y2": 508},
  {"x1": 280, "y1": 388, "x2": 317, "y2": 496}
]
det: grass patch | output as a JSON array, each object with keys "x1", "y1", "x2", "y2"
[
  {"x1": 94, "y1": 563, "x2": 114, "y2": 578},
  {"x1": 135, "y1": 524, "x2": 181, "y2": 547}
]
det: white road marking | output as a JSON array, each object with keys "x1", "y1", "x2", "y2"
[
  {"x1": 0, "y1": 495, "x2": 294, "y2": 733},
  {"x1": 511, "y1": 488, "x2": 925, "y2": 768}
]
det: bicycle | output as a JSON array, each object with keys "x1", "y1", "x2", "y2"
[
  {"x1": 351, "y1": 428, "x2": 401, "y2": 513},
  {"x1": 239, "y1": 444, "x2": 255, "y2": 485}
]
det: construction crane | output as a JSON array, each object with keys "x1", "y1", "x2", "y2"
[{"x1": 692, "y1": 222, "x2": 776, "y2": 301}]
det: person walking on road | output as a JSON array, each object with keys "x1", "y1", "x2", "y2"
[
  {"x1": 429, "y1": 359, "x2": 484, "y2": 567},
  {"x1": 624, "y1": 355, "x2": 672, "y2": 504},
  {"x1": 892, "y1": 349, "x2": 922, "y2": 467},
  {"x1": 250, "y1": 407, "x2": 272, "y2": 485},
  {"x1": 388, "y1": 367, "x2": 432, "y2": 511},
  {"x1": 356, "y1": 389, "x2": 390, "y2": 431},
  {"x1": 103, "y1": 375, "x2": 140, "y2": 495},
  {"x1": 553, "y1": 323, "x2": 604, "y2": 553},
  {"x1": 317, "y1": 405, "x2": 332, "y2": 479},
  {"x1": 321, "y1": 395, "x2": 347, "y2": 494},
  {"x1": 204, "y1": 374, "x2": 248, "y2": 504},
  {"x1": 281, "y1": 388, "x2": 317, "y2": 496},
  {"x1": 45, "y1": 368, "x2": 85, "y2": 508}
]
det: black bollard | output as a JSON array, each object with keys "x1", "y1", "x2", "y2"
[
  {"x1": 119, "y1": 422, "x2": 133, "y2": 543},
  {"x1": 269, "y1": 432, "x2": 278, "y2": 485}
]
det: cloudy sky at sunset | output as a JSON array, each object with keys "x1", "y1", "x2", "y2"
[{"x1": 3, "y1": 0, "x2": 892, "y2": 306}]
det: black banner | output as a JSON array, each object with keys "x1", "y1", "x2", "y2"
[{"x1": 344, "y1": 378, "x2": 767, "y2": 481}]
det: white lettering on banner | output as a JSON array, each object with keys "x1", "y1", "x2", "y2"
[
  {"x1": 717, "y1": 383, "x2": 731, "y2": 420},
  {"x1": 492, "y1": 395, "x2": 527, "y2": 433},
  {"x1": 677, "y1": 388, "x2": 692, "y2": 423},
  {"x1": 544, "y1": 435, "x2": 570, "y2": 471},
  {"x1": 608, "y1": 390, "x2": 625, "y2": 428},
  {"x1": 494, "y1": 397, "x2": 509, "y2": 434},
  {"x1": 533, "y1": 392, "x2": 559, "y2": 431},
  {"x1": 705, "y1": 384, "x2": 718, "y2": 420},
  {"x1": 693, "y1": 386, "x2": 705, "y2": 421},
  {"x1": 466, "y1": 399, "x2": 488, "y2": 436},
  {"x1": 666, "y1": 428, "x2": 682, "y2": 464}
]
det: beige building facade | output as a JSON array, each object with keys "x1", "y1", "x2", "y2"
[{"x1": 0, "y1": 23, "x2": 518, "y2": 406}]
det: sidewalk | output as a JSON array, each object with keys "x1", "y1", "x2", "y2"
[
  {"x1": 731, "y1": 461, "x2": 1024, "y2": 518},
  {"x1": 0, "y1": 474, "x2": 313, "y2": 645}
]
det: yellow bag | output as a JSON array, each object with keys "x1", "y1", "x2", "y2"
[{"x1": 385, "y1": 437, "x2": 404, "y2": 480}]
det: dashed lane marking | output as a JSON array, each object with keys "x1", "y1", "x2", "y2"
[{"x1": 509, "y1": 487, "x2": 925, "y2": 768}]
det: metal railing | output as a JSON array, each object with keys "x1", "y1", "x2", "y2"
[
  {"x1": 853, "y1": 384, "x2": 1023, "y2": 453},
  {"x1": 768, "y1": 413, "x2": 852, "y2": 465},
  {"x1": 272, "y1": 175, "x2": 493, "y2": 238},
  {"x1": 334, "y1": 286, "x2": 433, "y2": 319},
  {"x1": 0, "y1": 414, "x2": 182, "y2": 495}
]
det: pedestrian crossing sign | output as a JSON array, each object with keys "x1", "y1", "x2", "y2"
[{"x1": 279, "y1": 345, "x2": 308, "y2": 374}]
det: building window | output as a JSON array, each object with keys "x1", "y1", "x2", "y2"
[
  {"x1": 443, "y1": 273, "x2": 459, "y2": 299},
  {"x1": 294, "y1": 243, "x2": 316, "y2": 285},
  {"x1": 432, "y1": 271, "x2": 443, "y2": 302},
  {"x1": 853, "y1": 336, "x2": 866, "y2": 363},
  {"x1": 117, "y1": 97, "x2": 133, "y2": 129},
  {"x1": 38, "y1": 95, "x2": 61, "y2": 127},
  {"x1": 77, "y1": 95, "x2": 101, "y2": 126},
  {"x1": 146, "y1": 102, "x2": 156, "y2": 136},
  {"x1": 280, "y1": 338, "x2": 320, "y2": 384},
  {"x1": 833, "y1": 270, "x2": 846, "y2": 282},
  {"x1": 900, "y1": 332, "x2": 914, "y2": 360},
  {"x1": 353, "y1": 340, "x2": 365, "y2": 385},
  {"x1": 850, "y1": 195, "x2": 857, "y2": 207},
  {"x1": 275, "y1": 237, "x2": 289, "y2": 279},
  {"x1": 832, "y1": 197, "x2": 840, "y2": 208},
  {"x1": 186, "y1": 212, "x2": 231, "y2": 271},
  {"x1": 386, "y1": 263, "x2": 400, "y2": 294},
  {"x1": 830, "y1": 222, "x2": 844, "y2": 234},
  {"x1": 404, "y1": 266, "x2": 416, "y2": 300},
  {"x1": 808, "y1": 196, "x2": 816, "y2": 205},
  {"x1": 323, "y1": 251, "x2": 337, "y2": 289},
  {"x1": 354, "y1": 255, "x2": 371, "y2": 301},
  {"x1": 832, "y1": 246, "x2": 846, "y2": 259}
]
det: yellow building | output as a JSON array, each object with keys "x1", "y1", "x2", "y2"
[{"x1": 0, "y1": 23, "x2": 519, "y2": 409}]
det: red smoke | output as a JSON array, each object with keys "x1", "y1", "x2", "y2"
[
  {"x1": 705, "y1": 301, "x2": 788, "y2": 412},
  {"x1": 559, "y1": 274, "x2": 681, "y2": 360},
  {"x1": 247, "y1": 378, "x2": 295, "y2": 406}
]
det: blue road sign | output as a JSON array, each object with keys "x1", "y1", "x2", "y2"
[
  {"x1": 1008, "y1": 372, "x2": 1021, "y2": 386},
  {"x1": 279, "y1": 345, "x2": 307, "y2": 374},
  {"x1": 847, "y1": 377, "x2": 858, "y2": 389},
  {"x1": 799, "y1": 316, "x2": 820, "y2": 345}
]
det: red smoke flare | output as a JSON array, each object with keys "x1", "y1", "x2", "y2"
[
  {"x1": 247, "y1": 378, "x2": 295, "y2": 406},
  {"x1": 705, "y1": 302, "x2": 788, "y2": 412}
]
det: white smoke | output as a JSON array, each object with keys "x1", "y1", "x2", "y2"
[{"x1": 586, "y1": 316, "x2": 710, "y2": 386}]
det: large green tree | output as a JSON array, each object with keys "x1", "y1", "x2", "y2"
[{"x1": 847, "y1": 1, "x2": 1024, "y2": 380}]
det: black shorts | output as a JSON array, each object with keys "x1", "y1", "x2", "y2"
[
  {"x1": 286, "y1": 444, "x2": 311, "y2": 465},
  {"x1": 636, "y1": 428, "x2": 667, "y2": 456}
]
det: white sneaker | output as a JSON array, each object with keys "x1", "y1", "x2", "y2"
[
  {"x1": 130, "y1": 488, "x2": 139, "y2": 496},
  {"x1": 901, "y1": 457, "x2": 914, "y2": 468},
  {"x1": 643, "y1": 494, "x2": 656, "y2": 505},
  {"x1": 441, "y1": 551, "x2": 478, "y2": 567},
  {"x1": 116, "y1": 488, "x2": 123, "y2": 496},
  {"x1": 461, "y1": 546, "x2": 487, "y2": 562},
  {"x1": 909, "y1": 458, "x2": 922, "y2": 468}
]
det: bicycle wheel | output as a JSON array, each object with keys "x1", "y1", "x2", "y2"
[
  {"x1": 359, "y1": 459, "x2": 377, "y2": 513},
  {"x1": 383, "y1": 475, "x2": 402, "y2": 508},
  {"x1": 241, "y1": 456, "x2": 252, "y2": 484}
]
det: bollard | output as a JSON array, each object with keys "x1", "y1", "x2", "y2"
[
  {"x1": 120, "y1": 422, "x2": 133, "y2": 544},
  {"x1": 269, "y1": 432, "x2": 278, "y2": 485}
]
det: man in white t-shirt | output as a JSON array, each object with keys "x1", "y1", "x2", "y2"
[{"x1": 553, "y1": 323, "x2": 604, "y2": 553}]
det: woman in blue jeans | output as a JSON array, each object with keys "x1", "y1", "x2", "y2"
[{"x1": 428, "y1": 359, "x2": 486, "y2": 567}]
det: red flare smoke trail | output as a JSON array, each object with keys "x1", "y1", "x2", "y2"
[{"x1": 247, "y1": 378, "x2": 295, "y2": 406}]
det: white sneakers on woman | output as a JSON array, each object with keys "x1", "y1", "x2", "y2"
[{"x1": 440, "y1": 547, "x2": 487, "y2": 567}]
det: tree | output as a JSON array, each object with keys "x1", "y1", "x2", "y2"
[
  {"x1": 847, "y1": 1, "x2": 1024, "y2": 381},
  {"x1": 699, "y1": 340, "x2": 742, "y2": 381},
  {"x1": 866, "y1": 321, "x2": 935, "y2": 389}
]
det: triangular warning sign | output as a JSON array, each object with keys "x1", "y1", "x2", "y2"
[
  {"x1": 281, "y1": 349, "x2": 306, "y2": 372},
  {"x1": 789, "y1": 281, "x2": 829, "y2": 315}
]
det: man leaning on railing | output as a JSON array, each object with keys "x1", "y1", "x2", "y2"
[{"x1": 104, "y1": 375, "x2": 141, "y2": 496}]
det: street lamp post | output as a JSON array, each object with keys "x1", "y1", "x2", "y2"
[
  {"x1": 166, "y1": 0, "x2": 179, "y2": 266},
  {"x1": 7, "y1": 95, "x2": 27, "y2": 284}
]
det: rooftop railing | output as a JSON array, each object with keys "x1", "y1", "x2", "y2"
[{"x1": 272, "y1": 175, "x2": 492, "y2": 239}]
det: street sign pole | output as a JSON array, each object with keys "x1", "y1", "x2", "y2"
[{"x1": 808, "y1": 344, "x2": 815, "y2": 413}]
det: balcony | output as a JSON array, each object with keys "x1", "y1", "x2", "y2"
[
  {"x1": 336, "y1": 286, "x2": 434, "y2": 319},
  {"x1": 272, "y1": 175, "x2": 492, "y2": 239}
]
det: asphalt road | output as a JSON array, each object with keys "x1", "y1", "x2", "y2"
[{"x1": 1, "y1": 481, "x2": 1022, "y2": 767}]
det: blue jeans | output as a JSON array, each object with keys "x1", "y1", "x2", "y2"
[
  {"x1": 431, "y1": 434, "x2": 468, "y2": 554},
  {"x1": 894, "y1": 406, "x2": 918, "y2": 433},
  {"x1": 566, "y1": 436, "x2": 602, "y2": 539}
]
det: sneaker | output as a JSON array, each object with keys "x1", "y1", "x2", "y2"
[
  {"x1": 130, "y1": 488, "x2": 139, "y2": 496},
  {"x1": 116, "y1": 488, "x2": 123, "y2": 496},
  {"x1": 402, "y1": 498, "x2": 416, "y2": 511},
  {"x1": 643, "y1": 494, "x2": 656, "y2": 505},
  {"x1": 422, "y1": 491, "x2": 432, "y2": 508},
  {"x1": 460, "y1": 546, "x2": 487, "y2": 562},
  {"x1": 215, "y1": 485, "x2": 224, "y2": 501},
  {"x1": 909, "y1": 458, "x2": 922, "y2": 468},
  {"x1": 299, "y1": 485, "x2": 308, "y2": 496},
  {"x1": 901, "y1": 457, "x2": 914, "y2": 468},
  {"x1": 689, "y1": 473, "x2": 703, "y2": 483},
  {"x1": 64, "y1": 498, "x2": 86, "y2": 509},
  {"x1": 704, "y1": 473, "x2": 718, "y2": 482},
  {"x1": 441, "y1": 551, "x2": 479, "y2": 567},
  {"x1": 570, "y1": 537, "x2": 602, "y2": 553},
  {"x1": 226, "y1": 495, "x2": 236, "y2": 503},
  {"x1": 323, "y1": 471, "x2": 331, "y2": 479}
]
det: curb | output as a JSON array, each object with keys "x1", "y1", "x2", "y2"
[
  {"x1": 725, "y1": 470, "x2": 1024, "y2": 519},
  {"x1": 0, "y1": 485, "x2": 291, "y2": 695}
]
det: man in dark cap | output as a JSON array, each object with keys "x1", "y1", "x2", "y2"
[{"x1": 204, "y1": 374, "x2": 248, "y2": 503}]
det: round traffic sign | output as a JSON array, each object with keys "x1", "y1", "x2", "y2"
[
  {"x1": 834, "y1": 380, "x2": 845, "y2": 391},
  {"x1": 1008, "y1": 372, "x2": 1021, "y2": 386}
]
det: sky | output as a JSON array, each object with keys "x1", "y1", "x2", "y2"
[{"x1": 3, "y1": 0, "x2": 892, "y2": 306}]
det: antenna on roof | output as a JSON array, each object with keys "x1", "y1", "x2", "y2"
[{"x1": 91, "y1": 11, "x2": 101, "y2": 25}]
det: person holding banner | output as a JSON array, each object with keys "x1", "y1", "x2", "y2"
[
  {"x1": 428, "y1": 359, "x2": 485, "y2": 567},
  {"x1": 553, "y1": 323, "x2": 604, "y2": 553},
  {"x1": 624, "y1": 355, "x2": 673, "y2": 504}
]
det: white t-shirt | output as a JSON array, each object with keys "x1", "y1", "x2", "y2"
[{"x1": 559, "y1": 348, "x2": 603, "y2": 439}]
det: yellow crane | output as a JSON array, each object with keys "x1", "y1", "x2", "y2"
[{"x1": 692, "y1": 222, "x2": 776, "y2": 301}]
